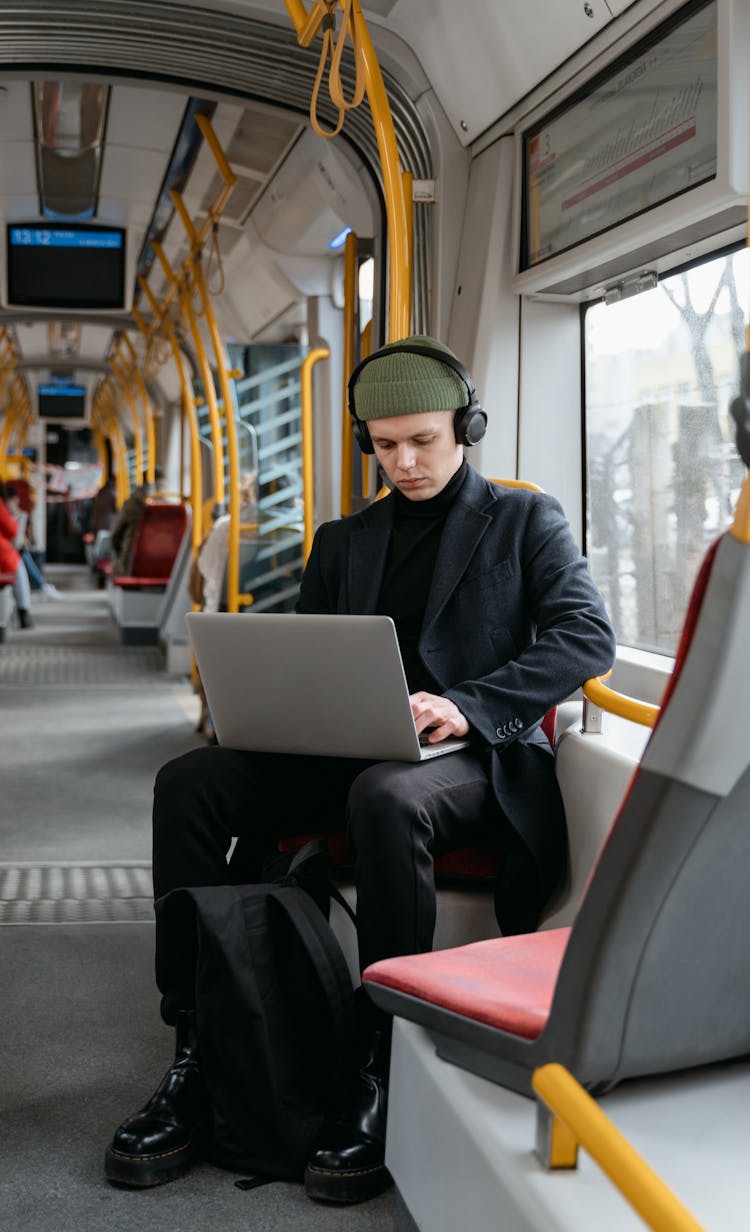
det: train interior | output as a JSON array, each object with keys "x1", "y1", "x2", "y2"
[{"x1": 1, "y1": 0, "x2": 749, "y2": 1228}]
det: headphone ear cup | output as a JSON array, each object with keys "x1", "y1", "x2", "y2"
[
  {"x1": 352, "y1": 416, "x2": 375, "y2": 455},
  {"x1": 454, "y1": 404, "x2": 488, "y2": 447}
]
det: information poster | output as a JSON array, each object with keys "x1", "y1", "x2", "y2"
[{"x1": 523, "y1": 1, "x2": 717, "y2": 268}]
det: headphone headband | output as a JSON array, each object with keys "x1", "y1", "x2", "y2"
[{"x1": 347, "y1": 341, "x2": 487, "y2": 454}]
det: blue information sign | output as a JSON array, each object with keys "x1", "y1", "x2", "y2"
[{"x1": 9, "y1": 228, "x2": 122, "y2": 250}]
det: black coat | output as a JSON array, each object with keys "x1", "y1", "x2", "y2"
[{"x1": 298, "y1": 465, "x2": 616, "y2": 933}]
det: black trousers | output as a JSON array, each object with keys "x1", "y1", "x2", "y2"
[{"x1": 153, "y1": 745, "x2": 500, "y2": 1022}]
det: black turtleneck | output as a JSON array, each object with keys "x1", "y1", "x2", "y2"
[{"x1": 376, "y1": 460, "x2": 468, "y2": 692}]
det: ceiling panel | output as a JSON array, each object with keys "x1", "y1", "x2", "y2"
[
  {"x1": 0, "y1": 81, "x2": 33, "y2": 141},
  {"x1": 12, "y1": 322, "x2": 48, "y2": 362},
  {"x1": 98, "y1": 147, "x2": 183, "y2": 213},
  {"x1": 104, "y1": 84, "x2": 190, "y2": 153},
  {"x1": 380, "y1": 0, "x2": 614, "y2": 144},
  {"x1": 0, "y1": 147, "x2": 37, "y2": 200}
]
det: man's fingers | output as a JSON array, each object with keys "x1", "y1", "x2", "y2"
[
  {"x1": 424, "y1": 720, "x2": 451, "y2": 743},
  {"x1": 410, "y1": 692, "x2": 470, "y2": 739}
]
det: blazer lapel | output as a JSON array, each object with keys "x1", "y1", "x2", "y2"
[
  {"x1": 422, "y1": 468, "x2": 493, "y2": 634},
  {"x1": 347, "y1": 494, "x2": 395, "y2": 613}
]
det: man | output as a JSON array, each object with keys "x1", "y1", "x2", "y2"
[{"x1": 104, "y1": 336, "x2": 615, "y2": 1202}]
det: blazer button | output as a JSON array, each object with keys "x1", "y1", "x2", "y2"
[{"x1": 496, "y1": 727, "x2": 505, "y2": 739}]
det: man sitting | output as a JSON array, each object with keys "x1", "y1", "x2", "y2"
[{"x1": 105, "y1": 336, "x2": 616, "y2": 1203}]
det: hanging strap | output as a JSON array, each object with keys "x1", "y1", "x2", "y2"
[
  {"x1": 328, "y1": 0, "x2": 365, "y2": 113},
  {"x1": 309, "y1": 0, "x2": 366, "y2": 140}
]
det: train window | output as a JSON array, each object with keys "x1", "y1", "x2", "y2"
[{"x1": 584, "y1": 247, "x2": 748, "y2": 654}]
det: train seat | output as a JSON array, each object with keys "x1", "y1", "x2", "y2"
[
  {"x1": 0, "y1": 570, "x2": 16, "y2": 642},
  {"x1": 364, "y1": 523, "x2": 750, "y2": 1096},
  {"x1": 110, "y1": 501, "x2": 190, "y2": 645}
]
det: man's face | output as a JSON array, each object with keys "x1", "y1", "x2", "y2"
[{"x1": 366, "y1": 410, "x2": 463, "y2": 501}]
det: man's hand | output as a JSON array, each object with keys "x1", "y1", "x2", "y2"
[{"x1": 409, "y1": 692, "x2": 470, "y2": 743}]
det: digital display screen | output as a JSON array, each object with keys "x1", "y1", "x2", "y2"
[
  {"x1": 38, "y1": 384, "x2": 87, "y2": 419},
  {"x1": 7, "y1": 225, "x2": 125, "y2": 309},
  {"x1": 522, "y1": 0, "x2": 718, "y2": 269}
]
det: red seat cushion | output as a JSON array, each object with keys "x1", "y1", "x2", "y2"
[
  {"x1": 364, "y1": 928, "x2": 570, "y2": 1040},
  {"x1": 112, "y1": 576, "x2": 169, "y2": 589}
]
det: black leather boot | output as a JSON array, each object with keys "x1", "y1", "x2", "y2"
[
  {"x1": 304, "y1": 1025, "x2": 392, "y2": 1204},
  {"x1": 104, "y1": 1010, "x2": 206, "y2": 1187},
  {"x1": 17, "y1": 609, "x2": 32, "y2": 629}
]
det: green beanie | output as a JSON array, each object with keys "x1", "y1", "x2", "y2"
[{"x1": 352, "y1": 335, "x2": 469, "y2": 420}]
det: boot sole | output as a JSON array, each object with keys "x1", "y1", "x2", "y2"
[
  {"x1": 104, "y1": 1139, "x2": 197, "y2": 1188},
  {"x1": 304, "y1": 1161, "x2": 393, "y2": 1205}
]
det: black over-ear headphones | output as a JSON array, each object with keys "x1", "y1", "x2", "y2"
[{"x1": 347, "y1": 342, "x2": 488, "y2": 455}]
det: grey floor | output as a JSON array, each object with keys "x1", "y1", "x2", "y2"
[{"x1": 0, "y1": 568, "x2": 395, "y2": 1231}]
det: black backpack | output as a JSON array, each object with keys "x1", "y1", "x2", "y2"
[{"x1": 156, "y1": 841, "x2": 358, "y2": 1179}]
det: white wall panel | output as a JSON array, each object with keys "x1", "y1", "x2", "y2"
[
  {"x1": 448, "y1": 137, "x2": 518, "y2": 482},
  {"x1": 517, "y1": 298, "x2": 583, "y2": 545}
]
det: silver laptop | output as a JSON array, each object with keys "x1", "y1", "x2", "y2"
[{"x1": 186, "y1": 611, "x2": 470, "y2": 762}]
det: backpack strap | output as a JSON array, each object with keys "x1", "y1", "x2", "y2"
[
  {"x1": 327, "y1": 883, "x2": 357, "y2": 928},
  {"x1": 267, "y1": 885, "x2": 358, "y2": 1073},
  {"x1": 286, "y1": 837, "x2": 358, "y2": 928}
]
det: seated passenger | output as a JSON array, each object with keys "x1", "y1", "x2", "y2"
[
  {"x1": 197, "y1": 469, "x2": 258, "y2": 613},
  {"x1": 109, "y1": 466, "x2": 165, "y2": 577},
  {"x1": 188, "y1": 471, "x2": 258, "y2": 739},
  {"x1": 0, "y1": 482, "x2": 33, "y2": 629},
  {"x1": 104, "y1": 336, "x2": 616, "y2": 1203},
  {"x1": 90, "y1": 474, "x2": 117, "y2": 538},
  {"x1": 4, "y1": 487, "x2": 60, "y2": 601}
]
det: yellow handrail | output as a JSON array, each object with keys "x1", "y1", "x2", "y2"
[
  {"x1": 359, "y1": 319, "x2": 373, "y2": 498},
  {"x1": 301, "y1": 346, "x2": 330, "y2": 562},
  {"x1": 136, "y1": 286, "x2": 204, "y2": 557},
  {"x1": 730, "y1": 466, "x2": 750, "y2": 545},
  {"x1": 109, "y1": 357, "x2": 144, "y2": 485},
  {"x1": 119, "y1": 332, "x2": 157, "y2": 484},
  {"x1": 532, "y1": 1064, "x2": 707, "y2": 1232},
  {"x1": 341, "y1": 229, "x2": 358, "y2": 516},
  {"x1": 488, "y1": 477, "x2": 543, "y2": 492},
  {"x1": 192, "y1": 257, "x2": 244, "y2": 612},
  {"x1": 92, "y1": 390, "x2": 130, "y2": 506},
  {"x1": 153, "y1": 239, "x2": 226, "y2": 514},
  {"x1": 583, "y1": 674, "x2": 659, "y2": 729}
]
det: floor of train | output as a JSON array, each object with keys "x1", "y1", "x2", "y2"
[{"x1": 0, "y1": 566, "x2": 395, "y2": 1232}]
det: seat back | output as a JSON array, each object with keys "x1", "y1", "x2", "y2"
[
  {"x1": 363, "y1": 521, "x2": 750, "y2": 1095},
  {"x1": 128, "y1": 502, "x2": 189, "y2": 580},
  {"x1": 542, "y1": 527, "x2": 750, "y2": 1090}
]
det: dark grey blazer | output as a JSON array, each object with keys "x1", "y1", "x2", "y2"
[{"x1": 298, "y1": 465, "x2": 616, "y2": 933}]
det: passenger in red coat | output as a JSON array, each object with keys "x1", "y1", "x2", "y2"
[{"x1": 0, "y1": 483, "x2": 32, "y2": 628}]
